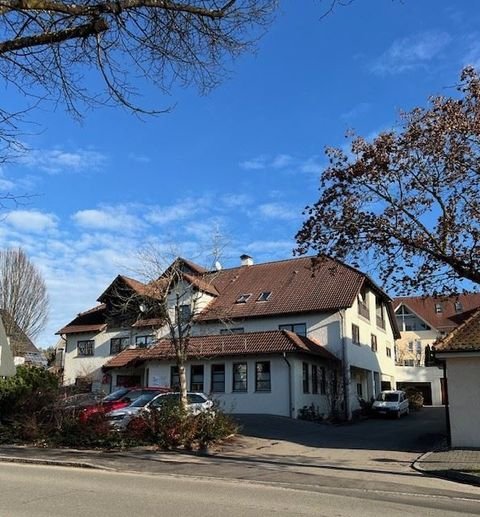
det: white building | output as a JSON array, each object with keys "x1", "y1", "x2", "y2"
[
  {"x1": 393, "y1": 294, "x2": 480, "y2": 405},
  {"x1": 434, "y1": 308, "x2": 480, "y2": 448},
  {"x1": 59, "y1": 255, "x2": 399, "y2": 418}
]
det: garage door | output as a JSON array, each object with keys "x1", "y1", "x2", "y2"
[{"x1": 397, "y1": 382, "x2": 433, "y2": 405}]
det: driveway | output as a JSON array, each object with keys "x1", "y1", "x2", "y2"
[
  {"x1": 226, "y1": 407, "x2": 447, "y2": 478},
  {"x1": 234, "y1": 406, "x2": 446, "y2": 453}
]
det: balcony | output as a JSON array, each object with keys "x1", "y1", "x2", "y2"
[{"x1": 358, "y1": 301, "x2": 370, "y2": 320}]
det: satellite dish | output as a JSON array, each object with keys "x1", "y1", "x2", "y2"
[{"x1": 215, "y1": 261, "x2": 222, "y2": 271}]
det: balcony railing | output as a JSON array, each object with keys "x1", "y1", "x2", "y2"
[
  {"x1": 358, "y1": 302, "x2": 370, "y2": 320},
  {"x1": 376, "y1": 315, "x2": 386, "y2": 329}
]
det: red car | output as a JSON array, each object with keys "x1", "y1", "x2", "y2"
[{"x1": 80, "y1": 387, "x2": 170, "y2": 422}]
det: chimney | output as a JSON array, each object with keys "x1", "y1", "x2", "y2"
[{"x1": 240, "y1": 254, "x2": 253, "y2": 267}]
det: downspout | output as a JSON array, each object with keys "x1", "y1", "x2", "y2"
[
  {"x1": 282, "y1": 352, "x2": 293, "y2": 418},
  {"x1": 339, "y1": 310, "x2": 351, "y2": 421},
  {"x1": 442, "y1": 360, "x2": 452, "y2": 448}
]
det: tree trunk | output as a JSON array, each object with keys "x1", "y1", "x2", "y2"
[{"x1": 178, "y1": 363, "x2": 188, "y2": 410}]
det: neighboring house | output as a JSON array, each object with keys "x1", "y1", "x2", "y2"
[
  {"x1": 0, "y1": 315, "x2": 15, "y2": 377},
  {"x1": 393, "y1": 294, "x2": 480, "y2": 405},
  {"x1": 58, "y1": 255, "x2": 399, "y2": 418},
  {"x1": 0, "y1": 310, "x2": 46, "y2": 368},
  {"x1": 434, "y1": 308, "x2": 480, "y2": 448}
]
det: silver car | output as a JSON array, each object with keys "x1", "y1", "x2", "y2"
[{"x1": 107, "y1": 392, "x2": 213, "y2": 429}]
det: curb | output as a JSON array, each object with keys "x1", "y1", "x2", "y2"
[
  {"x1": 412, "y1": 452, "x2": 480, "y2": 488},
  {"x1": 0, "y1": 455, "x2": 115, "y2": 471}
]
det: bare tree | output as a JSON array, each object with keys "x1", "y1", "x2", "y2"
[
  {"x1": 296, "y1": 67, "x2": 480, "y2": 295},
  {"x1": 0, "y1": 0, "x2": 277, "y2": 159},
  {"x1": 0, "y1": 247, "x2": 48, "y2": 339}
]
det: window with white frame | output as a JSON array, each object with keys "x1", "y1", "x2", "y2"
[
  {"x1": 352, "y1": 324, "x2": 360, "y2": 345},
  {"x1": 170, "y1": 366, "x2": 180, "y2": 390},
  {"x1": 302, "y1": 362, "x2": 309, "y2": 393}
]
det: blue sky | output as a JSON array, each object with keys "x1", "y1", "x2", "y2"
[{"x1": 1, "y1": 1, "x2": 479, "y2": 345}]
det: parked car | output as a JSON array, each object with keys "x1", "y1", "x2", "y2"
[
  {"x1": 372, "y1": 390, "x2": 409, "y2": 418},
  {"x1": 107, "y1": 392, "x2": 213, "y2": 430},
  {"x1": 80, "y1": 387, "x2": 170, "y2": 422}
]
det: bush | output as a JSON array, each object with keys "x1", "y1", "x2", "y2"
[
  {"x1": 405, "y1": 388, "x2": 424, "y2": 411},
  {"x1": 125, "y1": 401, "x2": 237, "y2": 450}
]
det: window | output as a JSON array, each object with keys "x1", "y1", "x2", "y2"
[
  {"x1": 435, "y1": 303, "x2": 443, "y2": 313},
  {"x1": 415, "y1": 341, "x2": 422, "y2": 353},
  {"x1": 352, "y1": 324, "x2": 360, "y2": 345},
  {"x1": 403, "y1": 359, "x2": 415, "y2": 366},
  {"x1": 178, "y1": 304, "x2": 191, "y2": 324},
  {"x1": 279, "y1": 323, "x2": 307, "y2": 336},
  {"x1": 320, "y1": 366, "x2": 326, "y2": 395},
  {"x1": 190, "y1": 365, "x2": 204, "y2": 392},
  {"x1": 371, "y1": 334, "x2": 378, "y2": 352},
  {"x1": 110, "y1": 337, "x2": 129, "y2": 355},
  {"x1": 376, "y1": 297, "x2": 385, "y2": 329},
  {"x1": 211, "y1": 364, "x2": 225, "y2": 393},
  {"x1": 357, "y1": 383, "x2": 363, "y2": 398},
  {"x1": 357, "y1": 287, "x2": 369, "y2": 319},
  {"x1": 233, "y1": 363, "x2": 248, "y2": 392},
  {"x1": 408, "y1": 341, "x2": 414, "y2": 352},
  {"x1": 386, "y1": 347, "x2": 392, "y2": 357},
  {"x1": 235, "y1": 293, "x2": 252, "y2": 303},
  {"x1": 302, "y1": 362, "x2": 309, "y2": 393},
  {"x1": 77, "y1": 340, "x2": 94, "y2": 356},
  {"x1": 255, "y1": 361, "x2": 271, "y2": 391},
  {"x1": 454, "y1": 301, "x2": 463, "y2": 313},
  {"x1": 220, "y1": 327, "x2": 245, "y2": 335},
  {"x1": 257, "y1": 291, "x2": 272, "y2": 302},
  {"x1": 116, "y1": 375, "x2": 141, "y2": 387},
  {"x1": 396, "y1": 305, "x2": 431, "y2": 331},
  {"x1": 170, "y1": 366, "x2": 179, "y2": 390},
  {"x1": 312, "y1": 365, "x2": 318, "y2": 394},
  {"x1": 135, "y1": 335, "x2": 154, "y2": 348}
]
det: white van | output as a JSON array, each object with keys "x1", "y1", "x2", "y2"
[{"x1": 372, "y1": 390, "x2": 409, "y2": 418}]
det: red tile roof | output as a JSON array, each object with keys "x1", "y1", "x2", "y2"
[
  {"x1": 57, "y1": 323, "x2": 107, "y2": 335},
  {"x1": 394, "y1": 293, "x2": 480, "y2": 331},
  {"x1": 102, "y1": 330, "x2": 339, "y2": 369},
  {"x1": 197, "y1": 256, "x2": 366, "y2": 321},
  {"x1": 57, "y1": 304, "x2": 107, "y2": 335},
  {"x1": 435, "y1": 308, "x2": 480, "y2": 353}
]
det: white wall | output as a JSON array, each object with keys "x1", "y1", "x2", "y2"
[
  {"x1": 395, "y1": 365, "x2": 444, "y2": 405},
  {"x1": 446, "y1": 355, "x2": 480, "y2": 448},
  {"x1": 146, "y1": 355, "x2": 292, "y2": 416}
]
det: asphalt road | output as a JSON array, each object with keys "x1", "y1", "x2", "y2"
[{"x1": 2, "y1": 462, "x2": 480, "y2": 517}]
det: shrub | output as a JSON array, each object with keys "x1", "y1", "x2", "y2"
[{"x1": 405, "y1": 388, "x2": 424, "y2": 411}]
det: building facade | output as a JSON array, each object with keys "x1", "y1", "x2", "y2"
[{"x1": 58, "y1": 255, "x2": 399, "y2": 418}]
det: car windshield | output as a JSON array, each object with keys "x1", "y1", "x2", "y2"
[
  {"x1": 377, "y1": 392, "x2": 399, "y2": 402},
  {"x1": 103, "y1": 388, "x2": 130, "y2": 402},
  {"x1": 129, "y1": 392, "x2": 161, "y2": 407}
]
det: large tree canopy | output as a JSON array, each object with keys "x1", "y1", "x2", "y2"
[
  {"x1": 296, "y1": 67, "x2": 480, "y2": 294},
  {"x1": 0, "y1": 0, "x2": 276, "y2": 159}
]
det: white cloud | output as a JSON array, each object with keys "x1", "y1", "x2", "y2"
[
  {"x1": 371, "y1": 30, "x2": 451, "y2": 75},
  {"x1": 341, "y1": 102, "x2": 371, "y2": 121},
  {"x1": 5, "y1": 210, "x2": 58, "y2": 233},
  {"x1": 239, "y1": 155, "x2": 268, "y2": 170},
  {"x1": 258, "y1": 202, "x2": 299, "y2": 221},
  {"x1": 299, "y1": 157, "x2": 324, "y2": 175},
  {"x1": 20, "y1": 148, "x2": 107, "y2": 174},
  {"x1": 72, "y1": 206, "x2": 143, "y2": 232},
  {"x1": 271, "y1": 154, "x2": 294, "y2": 169},
  {"x1": 146, "y1": 198, "x2": 206, "y2": 226}
]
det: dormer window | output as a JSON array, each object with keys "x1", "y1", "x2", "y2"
[
  {"x1": 257, "y1": 291, "x2": 272, "y2": 302},
  {"x1": 435, "y1": 303, "x2": 443, "y2": 314},
  {"x1": 235, "y1": 293, "x2": 252, "y2": 304},
  {"x1": 454, "y1": 301, "x2": 463, "y2": 313}
]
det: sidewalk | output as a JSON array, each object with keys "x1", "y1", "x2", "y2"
[{"x1": 414, "y1": 449, "x2": 480, "y2": 486}]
